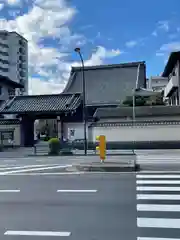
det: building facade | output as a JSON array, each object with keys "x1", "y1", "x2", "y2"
[
  {"x1": 0, "y1": 30, "x2": 28, "y2": 96},
  {"x1": 148, "y1": 76, "x2": 168, "y2": 92},
  {"x1": 163, "y1": 51, "x2": 180, "y2": 105}
]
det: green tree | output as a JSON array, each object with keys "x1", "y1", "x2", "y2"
[{"x1": 122, "y1": 93, "x2": 164, "y2": 106}]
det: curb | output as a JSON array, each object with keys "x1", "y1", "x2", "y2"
[{"x1": 73, "y1": 164, "x2": 140, "y2": 172}]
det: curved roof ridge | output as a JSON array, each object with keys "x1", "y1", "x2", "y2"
[{"x1": 72, "y1": 61, "x2": 145, "y2": 72}]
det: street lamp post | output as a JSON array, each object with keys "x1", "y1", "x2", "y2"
[{"x1": 74, "y1": 48, "x2": 87, "y2": 155}]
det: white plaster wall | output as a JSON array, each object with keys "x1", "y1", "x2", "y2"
[
  {"x1": 91, "y1": 125, "x2": 180, "y2": 142},
  {"x1": 63, "y1": 122, "x2": 89, "y2": 140}
]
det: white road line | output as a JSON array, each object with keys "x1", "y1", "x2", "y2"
[
  {"x1": 0, "y1": 190, "x2": 20, "y2": 193},
  {"x1": 138, "y1": 238, "x2": 180, "y2": 240},
  {"x1": 136, "y1": 180, "x2": 180, "y2": 185},
  {"x1": 4, "y1": 231, "x2": 71, "y2": 237},
  {"x1": 140, "y1": 171, "x2": 180, "y2": 173},
  {"x1": 137, "y1": 175, "x2": 180, "y2": 179},
  {"x1": 137, "y1": 217, "x2": 180, "y2": 228},
  {"x1": 0, "y1": 164, "x2": 55, "y2": 171},
  {"x1": 137, "y1": 186, "x2": 180, "y2": 191},
  {"x1": 137, "y1": 194, "x2": 180, "y2": 200},
  {"x1": 57, "y1": 189, "x2": 97, "y2": 193},
  {"x1": 137, "y1": 204, "x2": 180, "y2": 212},
  {"x1": 0, "y1": 165, "x2": 72, "y2": 175},
  {"x1": 3, "y1": 172, "x2": 85, "y2": 176}
]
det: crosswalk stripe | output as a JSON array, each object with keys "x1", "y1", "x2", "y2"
[
  {"x1": 137, "y1": 238, "x2": 180, "y2": 240},
  {"x1": 137, "y1": 180, "x2": 180, "y2": 184},
  {"x1": 137, "y1": 175, "x2": 180, "y2": 179},
  {"x1": 137, "y1": 204, "x2": 180, "y2": 212},
  {"x1": 137, "y1": 217, "x2": 180, "y2": 228},
  {"x1": 137, "y1": 186, "x2": 180, "y2": 191},
  {"x1": 137, "y1": 194, "x2": 180, "y2": 200}
]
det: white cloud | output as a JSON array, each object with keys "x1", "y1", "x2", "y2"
[
  {"x1": 6, "y1": 0, "x2": 20, "y2": 5},
  {"x1": 156, "y1": 41, "x2": 180, "y2": 59},
  {"x1": 0, "y1": 3, "x2": 4, "y2": 10},
  {"x1": 158, "y1": 21, "x2": 169, "y2": 32},
  {"x1": 0, "y1": 0, "x2": 122, "y2": 95},
  {"x1": 125, "y1": 40, "x2": 138, "y2": 48},
  {"x1": 28, "y1": 77, "x2": 65, "y2": 95},
  {"x1": 160, "y1": 42, "x2": 180, "y2": 52},
  {"x1": 156, "y1": 52, "x2": 164, "y2": 57},
  {"x1": 152, "y1": 31, "x2": 157, "y2": 37},
  {"x1": 152, "y1": 20, "x2": 169, "y2": 37}
]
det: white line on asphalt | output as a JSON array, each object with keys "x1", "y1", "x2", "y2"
[
  {"x1": 1, "y1": 172, "x2": 84, "y2": 176},
  {"x1": 57, "y1": 189, "x2": 97, "y2": 193},
  {"x1": 0, "y1": 171, "x2": 135, "y2": 176},
  {"x1": 137, "y1": 175, "x2": 180, "y2": 179},
  {"x1": 139, "y1": 171, "x2": 180, "y2": 173},
  {"x1": 136, "y1": 180, "x2": 180, "y2": 184},
  {"x1": 0, "y1": 190, "x2": 20, "y2": 192},
  {"x1": 138, "y1": 238, "x2": 180, "y2": 240},
  {"x1": 137, "y1": 194, "x2": 180, "y2": 200},
  {"x1": 137, "y1": 218, "x2": 180, "y2": 228},
  {"x1": 0, "y1": 164, "x2": 56, "y2": 171},
  {"x1": 137, "y1": 186, "x2": 180, "y2": 191},
  {"x1": 3, "y1": 160, "x2": 16, "y2": 162},
  {"x1": 4, "y1": 231, "x2": 71, "y2": 237},
  {"x1": 0, "y1": 165, "x2": 72, "y2": 175},
  {"x1": 137, "y1": 204, "x2": 180, "y2": 212}
]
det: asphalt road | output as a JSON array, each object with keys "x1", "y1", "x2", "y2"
[{"x1": 0, "y1": 173, "x2": 136, "y2": 239}]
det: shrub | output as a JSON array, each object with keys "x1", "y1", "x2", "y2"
[{"x1": 48, "y1": 138, "x2": 60, "y2": 155}]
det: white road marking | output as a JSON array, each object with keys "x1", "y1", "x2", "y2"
[
  {"x1": 140, "y1": 171, "x2": 180, "y2": 173},
  {"x1": 137, "y1": 204, "x2": 180, "y2": 212},
  {"x1": 137, "y1": 194, "x2": 180, "y2": 200},
  {"x1": 4, "y1": 231, "x2": 71, "y2": 236},
  {"x1": 0, "y1": 165, "x2": 72, "y2": 175},
  {"x1": 2, "y1": 172, "x2": 84, "y2": 176},
  {"x1": 57, "y1": 189, "x2": 97, "y2": 193},
  {"x1": 0, "y1": 190, "x2": 20, "y2": 193},
  {"x1": 137, "y1": 175, "x2": 180, "y2": 179},
  {"x1": 138, "y1": 238, "x2": 180, "y2": 240},
  {"x1": 136, "y1": 180, "x2": 180, "y2": 184},
  {"x1": 0, "y1": 164, "x2": 55, "y2": 171},
  {"x1": 137, "y1": 217, "x2": 180, "y2": 228},
  {"x1": 137, "y1": 186, "x2": 180, "y2": 191}
]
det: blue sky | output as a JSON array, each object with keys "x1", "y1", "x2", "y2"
[{"x1": 0, "y1": 0, "x2": 180, "y2": 94}]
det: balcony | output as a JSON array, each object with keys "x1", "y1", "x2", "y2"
[{"x1": 164, "y1": 76, "x2": 179, "y2": 97}]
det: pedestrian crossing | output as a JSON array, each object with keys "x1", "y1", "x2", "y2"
[{"x1": 136, "y1": 172, "x2": 180, "y2": 240}]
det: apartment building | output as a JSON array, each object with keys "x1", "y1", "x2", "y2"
[
  {"x1": 148, "y1": 76, "x2": 168, "y2": 92},
  {"x1": 0, "y1": 30, "x2": 28, "y2": 100},
  {"x1": 163, "y1": 51, "x2": 180, "y2": 105}
]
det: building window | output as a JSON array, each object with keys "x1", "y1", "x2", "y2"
[
  {"x1": 0, "y1": 59, "x2": 9, "y2": 64},
  {"x1": 0, "y1": 42, "x2": 8, "y2": 48},
  {"x1": 0, "y1": 51, "x2": 8, "y2": 56},
  {"x1": 0, "y1": 66, "x2": 8, "y2": 72},
  {"x1": 8, "y1": 88, "x2": 15, "y2": 99}
]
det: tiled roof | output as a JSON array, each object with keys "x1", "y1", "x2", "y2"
[
  {"x1": 0, "y1": 93, "x2": 81, "y2": 114},
  {"x1": 94, "y1": 105, "x2": 180, "y2": 119},
  {"x1": 63, "y1": 62, "x2": 146, "y2": 106},
  {"x1": 0, "y1": 119, "x2": 20, "y2": 125},
  {"x1": 162, "y1": 51, "x2": 180, "y2": 77}
]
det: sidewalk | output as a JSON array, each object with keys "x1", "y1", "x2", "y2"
[{"x1": 69, "y1": 153, "x2": 138, "y2": 172}]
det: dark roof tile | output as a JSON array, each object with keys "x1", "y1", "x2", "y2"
[
  {"x1": 63, "y1": 62, "x2": 146, "y2": 106},
  {"x1": 0, "y1": 93, "x2": 81, "y2": 114},
  {"x1": 94, "y1": 105, "x2": 180, "y2": 118}
]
